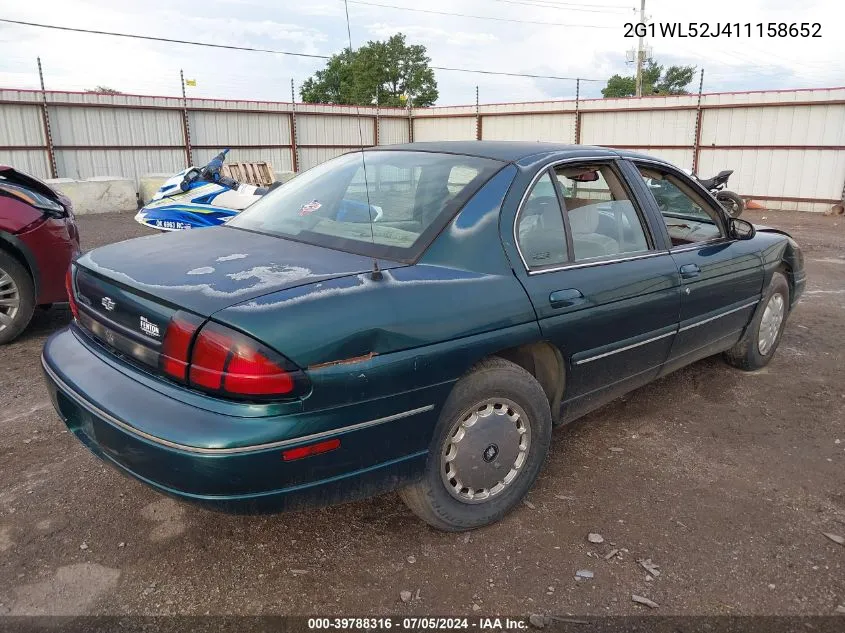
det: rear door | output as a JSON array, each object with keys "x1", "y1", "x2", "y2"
[
  {"x1": 507, "y1": 159, "x2": 680, "y2": 421},
  {"x1": 628, "y1": 160, "x2": 764, "y2": 373}
]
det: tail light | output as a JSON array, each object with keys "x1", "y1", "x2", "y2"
[
  {"x1": 160, "y1": 316, "x2": 309, "y2": 401},
  {"x1": 160, "y1": 311, "x2": 204, "y2": 382},
  {"x1": 65, "y1": 267, "x2": 78, "y2": 320}
]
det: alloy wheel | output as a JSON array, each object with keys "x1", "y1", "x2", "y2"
[
  {"x1": 0, "y1": 267, "x2": 21, "y2": 333},
  {"x1": 757, "y1": 292, "x2": 785, "y2": 356}
]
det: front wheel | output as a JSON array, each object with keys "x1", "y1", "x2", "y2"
[
  {"x1": 724, "y1": 272, "x2": 789, "y2": 370},
  {"x1": 400, "y1": 357, "x2": 552, "y2": 531},
  {"x1": 716, "y1": 190, "x2": 744, "y2": 218},
  {"x1": 0, "y1": 250, "x2": 35, "y2": 345}
]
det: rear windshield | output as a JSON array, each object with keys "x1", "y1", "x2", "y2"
[{"x1": 228, "y1": 150, "x2": 503, "y2": 262}]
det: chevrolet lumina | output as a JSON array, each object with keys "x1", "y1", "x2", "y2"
[{"x1": 42, "y1": 142, "x2": 805, "y2": 531}]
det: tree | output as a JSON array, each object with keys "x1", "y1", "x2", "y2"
[
  {"x1": 84, "y1": 86, "x2": 123, "y2": 95},
  {"x1": 601, "y1": 61, "x2": 695, "y2": 98},
  {"x1": 300, "y1": 33, "x2": 438, "y2": 107}
]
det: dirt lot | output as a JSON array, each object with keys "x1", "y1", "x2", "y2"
[{"x1": 0, "y1": 209, "x2": 843, "y2": 617}]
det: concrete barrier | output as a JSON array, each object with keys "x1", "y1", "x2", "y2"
[
  {"x1": 139, "y1": 173, "x2": 172, "y2": 205},
  {"x1": 46, "y1": 177, "x2": 137, "y2": 215},
  {"x1": 274, "y1": 171, "x2": 296, "y2": 184}
]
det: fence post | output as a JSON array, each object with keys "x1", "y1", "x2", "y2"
[
  {"x1": 475, "y1": 86, "x2": 482, "y2": 140},
  {"x1": 374, "y1": 85, "x2": 380, "y2": 147},
  {"x1": 36, "y1": 57, "x2": 57, "y2": 179},
  {"x1": 574, "y1": 78, "x2": 581, "y2": 145},
  {"x1": 407, "y1": 95, "x2": 414, "y2": 143},
  {"x1": 179, "y1": 69, "x2": 193, "y2": 167},
  {"x1": 290, "y1": 79, "x2": 299, "y2": 173},
  {"x1": 691, "y1": 68, "x2": 705, "y2": 174}
]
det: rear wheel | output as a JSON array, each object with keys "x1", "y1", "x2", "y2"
[
  {"x1": 400, "y1": 357, "x2": 552, "y2": 531},
  {"x1": 0, "y1": 250, "x2": 35, "y2": 344},
  {"x1": 716, "y1": 191, "x2": 744, "y2": 218},
  {"x1": 724, "y1": 272, "x2": 789, "y2": 370}
]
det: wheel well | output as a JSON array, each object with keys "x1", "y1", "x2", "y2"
[
  {"x1": 493, "y1": 342, "x2": 565, "y2": 420},
  {"x1": 0, "y1": 232, "x2": 39, "y2": 299},
  {"x1": 0, "y1": 238, "x2": 34, "y2": 279},
  {"x1": 775, "y1": 262, "x2": 793, "y2": 304}
]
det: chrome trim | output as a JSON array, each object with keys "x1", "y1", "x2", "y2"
[
  {"x1": 574, "y1": 330, "x2": 676, "y2": 366},
  {"x1": 42, "y1": 355, "x2": 434, "y2": 456},
  {"x1": 527, "y1": 250, "x2": 666, "y2": 275},
  {"x1": 512, "y1": 157, "x2": 656, "y2": 275},
  {"x1": 677, "y1": 300, "x2": 759, "y2": 333},
  {"x1": 512, "y1": 158, "x2": 583, "y2": 273},
  {"x1": 513, "y1": 157, "x2": 667, "y2": 275}
]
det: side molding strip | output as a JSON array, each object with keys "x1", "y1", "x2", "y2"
[
  {"x1": 574, "y1": 299, "x2": 759, "y2": 366},
  {"x1": 678, "y1": 300, "x2": 759, "y2": 333},
  {"x1": 574, "y1": 330, "x2": 676, "y2": 366}
]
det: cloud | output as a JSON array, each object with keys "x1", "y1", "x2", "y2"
[
  {"x1": 0, "y1": 0, "x2": 842, "y2": 105},
  {"x1": 366, "y1": 23, "x2": 497, "y2": 46}
]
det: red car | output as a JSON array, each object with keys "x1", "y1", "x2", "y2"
[{"x1": 0, "y1": 166, "x2": 80, "y2": 344}]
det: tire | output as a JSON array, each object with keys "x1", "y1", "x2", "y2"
[
  {"x1": 0, "y1": 250, "x2": 35, "y2": 345},
  {"x1": 716, "y1": 190, "x2": 744, "y2": 218},
  {"x1": 724, "y1": 271, "x2": 789, "y2": 371},
  {"x1": 399, "y1": 357, "x2": 552, "y2": 531}
]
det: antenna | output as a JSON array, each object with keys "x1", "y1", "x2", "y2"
[{"x1": 342, "y1": 0, "x2": 382, "y2": 281}]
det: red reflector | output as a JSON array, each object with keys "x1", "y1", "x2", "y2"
[
  {"x1": 65, "y1": 267, "x2": 78, "y2": 320},
  {"x1": 160, "y1": 313, "x2": 202, "y2": 382},
  {"x1": 282, "y1": 438, "x2": 340, "y2": 462}
]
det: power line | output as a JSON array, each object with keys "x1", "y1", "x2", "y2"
[
  {"x1": 0, "y1": 19, "x2": 331, "y2": 59},
  {"x1": 432, "y1": 65, "x2": 603, "y2": 81},
  {"x1": 486, "y1": 0, "x2": 633, "y2": 14},
  {"x1": 506, "y1": 0, "x2": 633, "y2": 7},
  {"x1": 0, "y1": 18, "x2": 602, "y2": 82},
  {"x1": 345, "y1": 0, "x2": 619, "y2": 28}
]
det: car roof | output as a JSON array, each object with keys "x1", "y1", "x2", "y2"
[{"x1": 367, "y1": 141, "x2": 665, "y2": 165}]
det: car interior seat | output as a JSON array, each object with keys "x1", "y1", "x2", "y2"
[{"x1": 566, "y1": 201, "x2": 620, "y2": 259}]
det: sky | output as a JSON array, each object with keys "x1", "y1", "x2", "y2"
[{"x1": 0, "y1": 0, "x2": 842, "y2": 105}]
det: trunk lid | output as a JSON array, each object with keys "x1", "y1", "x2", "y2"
[
  {"x1": 76, "y1": 226, "x2": 403, "y2": 318},
  {"x1": 73, "y1": 226, "x2": 404, "y2": 372}
]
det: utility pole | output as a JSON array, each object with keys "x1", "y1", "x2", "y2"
[{"x1": 634, "y1": 0, "x2": 646, "y2": 97}]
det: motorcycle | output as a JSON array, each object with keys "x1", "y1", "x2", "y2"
[
  {"x1": 697, "y1": 169, "x2": 744, "y2": 218},
  {"x1": 135, "y1": 149, "x2": 281, "y2": 231}
]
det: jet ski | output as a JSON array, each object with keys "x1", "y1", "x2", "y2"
[{"x1": 135, "y1": 149, "x2": 281, "y2": 231}]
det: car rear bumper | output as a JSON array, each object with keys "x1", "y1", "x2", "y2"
[{"x1": 42, "y1": 326, "x2": 440, "y2": 513}]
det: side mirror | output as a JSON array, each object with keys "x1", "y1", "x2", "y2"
[{"x1": 730, "y1": 218, "x2": 755, "y2": 240}]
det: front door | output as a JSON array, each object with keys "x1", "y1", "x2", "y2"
[
  {"x1": 508, "y1": 160, "x2": 680, "y2": 421},
  {"x1": 629, "y1": 161, "x2": 764, "y2": 374}
]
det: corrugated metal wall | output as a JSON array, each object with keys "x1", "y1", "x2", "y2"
[
  {"x1": 0, "y1": 100, "x2": 48, "y2": 178},
  {"x1": 413, "y1": 116, "x2": 476, "y2": 142},
  {"x1": 1, "y1": 87, "x2": 843, "y2": 211},
  {"x1": 482, "y1": 113, "x2": 576, "y2": 142}
]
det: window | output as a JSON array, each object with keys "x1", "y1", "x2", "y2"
[
  {"x1": 516, "y1": 172, "x2": 569, "y2": 269},
  {"x1": 554, "y1": 164, "x2": 651, "y2": 262},
  {"x1": 229, "y1": 151, "x2": 503, "y2": 262},
  {"x1": 637, "y1": 166, "x2": 724, "y2": 246}
]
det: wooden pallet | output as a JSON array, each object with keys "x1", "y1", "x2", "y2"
[{"x1": 221, "y1": 162, "x2": 275, "y2": 186}]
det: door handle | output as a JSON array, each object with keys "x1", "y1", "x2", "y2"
[
  {"x1": 549, "y1": 288, "x2": 585, "y2": 309},
  {"x1": 679, "y1": 263, "x2": 701, "y2": 279}
]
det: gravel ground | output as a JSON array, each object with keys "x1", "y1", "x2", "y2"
[{"x1": 0, "y1": 209, "x2": 843, "y2": 617}]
